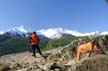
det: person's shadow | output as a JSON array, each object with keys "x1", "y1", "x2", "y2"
[{"x1": 42, "y1": 53, "x2": 51, "y2": 59}]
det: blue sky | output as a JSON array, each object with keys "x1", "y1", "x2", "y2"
[{"x1": 0, "y1": 0, "x2": 108, "y2": 33}]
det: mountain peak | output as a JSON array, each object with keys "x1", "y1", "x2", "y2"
[
  {"x1": 0, "y1": 31, "x2": 5, "y2": 34},
  {"x1": 17, "y1": 25, "x2": 28, "y2": 33},
  {"x1": 37, "y1": 28, "x2": 63, "y2": 39},
  {"x1": 0, "y1": 25, "x2": 29, "y2": 38},
  {"x1": 5, "y1": 25, "x2": 28, "y2": 34}
]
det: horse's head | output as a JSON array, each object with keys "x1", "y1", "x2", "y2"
[
  {"x1": 91, "y1": 38, "x2": 101, "y2": 49},
  {"x1": 92, "y1": 36, "x2": 108, "y2": 54}
]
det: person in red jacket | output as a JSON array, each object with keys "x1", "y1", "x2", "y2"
[{"x1": 30, "y1": 32, "x2": 43, "y2": 57}]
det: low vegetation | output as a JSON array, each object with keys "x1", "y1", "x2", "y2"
[{"x1": 0, "y1": 34, "x2": 78, "y2": 56}]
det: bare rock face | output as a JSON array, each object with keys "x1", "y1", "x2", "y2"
[{"x1": 0, "y1": 63, "x2": 11, "y2": 71}]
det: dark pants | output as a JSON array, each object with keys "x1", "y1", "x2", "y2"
[{"x1": 32, "y1": 44, "x2": 42, "y2": 56}]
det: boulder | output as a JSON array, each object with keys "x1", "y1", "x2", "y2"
[{"x1": 0, "y1": 63, "x2": 11, "y2": 71}]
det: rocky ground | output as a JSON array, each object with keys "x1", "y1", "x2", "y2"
[
  {"x1": 0, "y1": 49, "x2": 108, "y2": 71},
  {"x1": 0, "y1": 35, "x2": 108, "y2": 71}
]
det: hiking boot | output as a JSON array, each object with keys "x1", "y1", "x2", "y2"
[
  {"x1": 32, "y1": 55, "x2": 37, "y2": 58},
  {"x1": 40, "y1": 54, "x2": 44, "y2": 57}
]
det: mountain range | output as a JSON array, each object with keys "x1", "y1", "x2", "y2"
[{"x1": 0, "y1": 25, "x2": 108, "y2": 39}]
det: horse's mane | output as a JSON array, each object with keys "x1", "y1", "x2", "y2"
[{"x1": 91, "y1": 38, "x2": 101, "y2": 49}]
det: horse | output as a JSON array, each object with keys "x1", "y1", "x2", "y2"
[{"x1": 76, "y1": 38, "x2": 100, "y2": 61}]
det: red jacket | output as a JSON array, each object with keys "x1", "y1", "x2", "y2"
[{"x1": 30, "y1": 33, "x2": 39, "y2": 45}]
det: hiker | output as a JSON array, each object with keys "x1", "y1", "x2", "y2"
[{"x1": 29, "y1": 32, "x2": 43, "y2": 57}]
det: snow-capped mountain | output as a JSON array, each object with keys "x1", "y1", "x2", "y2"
[
  {"x1": 0, "y1": 25, "x2": 108, "y2": 39},
  {"x1": 8, "y1": 25, "x2": 28, "y2": 33},
  {"x1": 0, "y1": 25, "x2": 29, "y2": 37},
  {"x1": 37, "y1": 28, "x2": 99, "y2": 39},
  {"x1": 37, "y1": 28, "x2": 63, "y2": 39}
]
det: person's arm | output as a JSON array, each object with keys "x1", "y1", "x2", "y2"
[
  {"x1": 38, "y1": 36, "x2": 40, "y2": 43},
  {"x1": 29, "y1": 37, "x2": 32, "y2": 43}
]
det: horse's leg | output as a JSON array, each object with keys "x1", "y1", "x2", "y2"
[
  {"x1": 86, "y1": 52, "x2": 91, "y2": 58},
  {"x1": 77, "y1": 49, "x2": 81, "y2": 61},
  {"x1": 96, "y1": 49, "x2": 99, "y2": 54},
  {"x1": 95, "y1": 47, "x2": 99, "y2": 54}
]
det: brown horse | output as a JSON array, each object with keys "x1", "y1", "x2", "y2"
[{"x1": 76, "y1": 38, "x2": 100, "y2": 61}]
